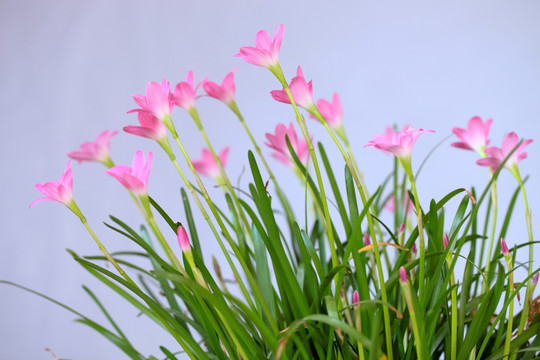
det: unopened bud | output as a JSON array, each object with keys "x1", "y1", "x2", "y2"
[
  {"x1": 443, "y1": 233, "x2": 449, "y2": 250},
  {"x1": 399, "y1": 267, "x2": 408, "y2": 284},
  {"x1": 411, "y1": 243, "x2": 417, "y2": 255},
  {"x1": 363, "y1": 233, "x2": 371, "y2": 246},
  {"x1": 352, "y1": 290, "x2": 360, "y2": 308},
  {"x1": 501, "y1": 237, "x2": 509, "y2": 256},
  {"x1": 177, "y1": 224, "x2": 191, "y2": 252},
  {"x1": 533, "y1": 273, "x2": 539, "y2": 285},
  {"x1": 399, "y1": 223, "x2": 405, "y2": 234}
]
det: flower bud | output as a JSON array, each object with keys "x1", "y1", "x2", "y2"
[
  {"x1": 352, "y1": 290, "x2": 360, "y2": 308},
  {"x1": 177, "y1": 224, "x2": 191, "y2": 252},
  {"x1": 501, "y1": 237, "x2": 509, "y2": 256},
  {"x1": 363, "y1": 233, "x2": 371, "y2": 246},
  {"x1": 399, "y1": 267, "x2": 408, "y2": 284},
  {"x1": 443, "y1": 233, "x2": 449, "y2": 250},
  {"x1": 533, "y1": 273, "x2": 539, "y2": 286}
]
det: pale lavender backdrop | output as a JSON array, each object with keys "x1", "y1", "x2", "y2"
[{"x1": 1, "y1": 1, "x2": 539, "y2": 359}]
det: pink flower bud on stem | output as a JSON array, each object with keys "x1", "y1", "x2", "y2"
[{"x1": 399, "y1": 267, "x2": 408, "y2": 284}]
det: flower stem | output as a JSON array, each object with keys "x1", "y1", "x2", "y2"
[
  {"x1": 482, "y1": 180, "x2": 498, "y2": 293},
  {"x1": 408, "y1": 172, "x2": 426, "y2": 303},
  {"x1": 503, "y1": 258, "x2": 514, "y2": 360}
]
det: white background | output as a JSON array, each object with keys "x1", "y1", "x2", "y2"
[{"x1": 1, "y1": 1, "x2": 539, "y2": 359}]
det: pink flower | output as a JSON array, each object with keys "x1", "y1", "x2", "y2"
[
  {"x1": 67, "y1": 130, "x2": 117, "y2": 165},
  {"x1": 265, "y1": 123, "x2": 310, "y2": 166},
  {"x1": 235, "y1": 24, "x2": 284, "y2": 69},
  {"x1": 30, "y1": 161, "x2": 74, "y2": 208},
  {"x1": 443, "y1": 233, "x2": 449, "y2": 250},
  {"x1": 173, "y1": 70, "x2": 206, "y2": 112},
  {"x1": 123, "y1": 112, "x2": 167, "y2": 142},
  {"x1": 533, "y1": 273, "x2": 539, "y2": 285},
  {"x1": 476, "y1": 132, "x2": 533, "y2": 176},
  {"x1": 203, "y1": 68, "x2": 236, "y2": 105},
  {"x1": 270, "y1": 66, "x2": 315, "y2": 110},
  {"x1": 365, "y1": 125, "x2": 435, "y2": 170},
  {"x1": 106, "y1": 150, "x2": 153, "y2": 196},
  {"x1": 191, "y1": 147, "x2": 229, "y2": 181},
  {"x1": 399, "y1": 267, "x2": 408, "y2": 284},
  {"x1": 128, "y1": 79, "x2": 174, "y2": 121},
  {"x1": 363, "y1": 233, "x2": 371, "y2": 246},
  {"x1": 384, "y1": 193, "x2": 414, "y2": 215},
  {"x1": 451, "y1": 116, "x2": 492, "y2": 155},
  {"x1": 177, "y1": 225, "x2": 191, "y2": 252},
  {"x1": 311, "y1": 93, "x2": 343, "y2": 129}
]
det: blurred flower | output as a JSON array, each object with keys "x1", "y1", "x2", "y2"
[
  {"x1": 443, "y1": 233, "x2": 449, "y2": 250},
  {"x1": 311, "y1": 93, "x2": 343, "y2": 129},
  {"x1": 476, "y1": 132, "x2": 533, "y2": 177},
  {"x1": 191, "y1": 147, "x2": 229, "y2": 182},
  {"x1": 30, "y1": 161, "x2": 74, "y2": 208},
  {"x1": 385, "y1": 193, "x2": 414, "y2": 216},
  {"x1": 124, "y1": 112, "x2": 167, "y2": 142},
  {"x1": 173, "y1": 70, "x2": 206, "y2": 112},
  {"x1": 271, "y1": 66, "x2": 315, "y2": 111},
  {"x1": 67, "y1": 130, "x2": 117, "y2": 166},
  {"x1": 365, "y1": 125, "x2": 434, "y2": 173},
  {"x1": 399, "y1": 267, "x2": 408, "y2": 284},
  {"x1": 363, "y1": 233, "x2": 371, "y2": 246},
  {"x1": 265, "y1": 123, "x2": 310, "y2": 166},
  {"x1": 352, "y1": 290, "x2": 360, "y2": 308},
  {"x1": 177, "y1": 225, "x2": 191, "y2": 252},
  {"x1": 235, "y1": 24, "x2": 284, "y2": 69},
  {"x1": 203, "y1": 68, "x2": 236, "y2": 105},
  {"x1": 128, "y1": 79, "x2": 173, "y2": 121},
  {"x1": 106, "y1": 150, "x2": 153, "y2": 196},
  {"x1": 451, "y1": 116, "x2": 492, "y2": 156}
]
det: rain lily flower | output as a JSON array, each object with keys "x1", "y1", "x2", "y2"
[
  {"x1": 30, "y1": 161, "x2": 74, "y2": 208},
  {"x1": 265, "y1": 123, "x2": 310, "y2": 166},
  {"x1": 128, "y1": 79, "x2": 174, "y2": 122},
  {"x1": 203, "y1": 68, "x2": 236, "y2": 106},
  {"x1": 235, "y1": 24, "x2": 284, "y2": 70},
  {"x1": 106, "y1": 150, "x2": 153, "y2": 196},
  {"x1": 67, "y1": 130, "x2": 117, "y2": 166},
  {"x1": 123, "y1": 112, "x2": 168, "y2": 143},
  {"x1": 271, "y1": 66, "x2": 315, "y2": 111},
  {"x1": 384, "y1": 193, "x2": 414, "y2": 216},
  {"x1": 311, "y1": 93, "x2": 343, "y2": 128},
  {"x1": 177, "y1": 224, "x2": 191, "y2": 252},
  {"x1": 476, "y1": 132, "x2": 533, "y2": 178},
  {"x1": 365, "y1": 125, "x2": 434, "y2": 174},
  {"x1": 173, "y1": 70, "x2": 206, "y2": 113},
  {"x1": 191, "y1": 147, "x2": 229, "y2": 182},
  {"x1": 451, "y1": 116, "x2": 492, "y2": 156},
  {"x1": 501, "y1": 237, "x2": 509, "y2": 256},
  {"x1": 30, "y1": 161, "x2": 83, "y2": 218}
]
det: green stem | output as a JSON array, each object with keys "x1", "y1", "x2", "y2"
[
  {"x1": 164, "y1": 132, "x2": 279, "y2": 333},
  {"x1": 308, "y1": 96, "x2": 393, "y2": 359},
  {"x1": 229, "y1": 101, "x2": 296, "y2": 228},
  {"x1": 401, "y1": 280, "x2": 425, "y2": 360},
  {"x1": 482, "y1": 180, "x2": 498, "y2": 293},
  {"x1": 408, "y1": 172, "x2": 426, "y2": 303},
  {"x1": 504, "y1": 259, "x2": 514, "y2": 360},
  {"x1": 514, "y1": 171, "x2": 533, "y2": 340},
  {"x1": 450, "y1": 272, "x2": 457, "y2": 360}
]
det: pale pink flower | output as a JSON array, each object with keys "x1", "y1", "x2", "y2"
[
  {"x1": 271, "y1": 66, "x2": 315, "y2": 110},
  {"x1": 476, "y1": 132, "x2": 533, "y2": 176},
  {"x1": 30, "y1": 161, "x2": 74, "y2": 208},
  {"x1": 399, "y1": 267, "x2": 408, "y2": 284},
  {"x1": 177, "y1": 225, "x2": 191, "y2": 252},
  {"x1": 128, "y1": 79, "x2": 174, "y2": 121},
  {"x1": 173, "y1": 70, "x2": 207, "y2": 112},
  {"x1": 365, "y1": 125, "x2": 435, "y2": 170},
  {"x1": 451, "y1": 116, "x2": 492, "y2": 155},
  {"x1": 203, "y1": 68, "x2": 236, "y2": 105},
  {"x1": 191, "y1": 147, "x2": 229, "y2": 181},
  {"x1": 235, "y1": 24, "x2": 284, "y2": 69},
  {"x1": 123, "y1": 112, "x2": 167, "y2": 142},
  {"x1": 352, "y1": 290, "x2": 360, "y2": 308},
  {"x1": 384, "y1": 193, "x2": 414, "y2": 215},
  {"x1": 265, "y1": 123, "x2": 310, "y2": 166},
  {"x1": 311, "y1": 93, "x2": 343, "y2": 129},
  {"x1": 106, "y1": 150, "x2": 153, "y2": 196},
  {"x1": 67, "y1": 130, "x2": 117, "y2": 165}
]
